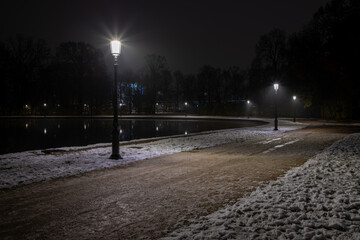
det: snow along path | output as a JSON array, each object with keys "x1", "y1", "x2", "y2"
[
  {"x1": 162, "y1": 133, "x2": 360, "y2": 240},
  {"x1": 0, "y1": 120, "x2": 304, "y2": 189}
]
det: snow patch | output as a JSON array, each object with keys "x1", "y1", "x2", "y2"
[
  {"x1": 162, "y1": 133, "x2": 360, "y2": 239},
  {"x1": 0, "y1": 120, "x2": 303, "y2": 189}
]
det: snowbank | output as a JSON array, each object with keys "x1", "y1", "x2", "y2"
[{"x1": 163, "y1": 133, "x2": 360, "y2": 240}]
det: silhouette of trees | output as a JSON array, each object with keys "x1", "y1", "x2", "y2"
[
  {"x1": 142, "y1": 54, "x2": 169, "y2": 113},
  {"x1": 0, "y1": 35, "x2": 50, "y2": 114},
  {"x1": 286, "y1": 0, "x2": 360, "y2": 119},
  {"x1": 249, "y1": 29, "x2": 287, "y2": 92},
  {"x1": 1, "y1": 0, "x2": 359, "y2": 119},
  {"x1": 54, "y1": 42, "x2": 110, "y2": 114}
]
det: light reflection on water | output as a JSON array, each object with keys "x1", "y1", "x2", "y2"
[{"x1": 0, "y1": 118, "x2": 262, "y2": 154}]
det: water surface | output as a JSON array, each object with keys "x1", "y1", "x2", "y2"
[{"x1": 0, "y1": 118, "x2": 262, "y2": 154}]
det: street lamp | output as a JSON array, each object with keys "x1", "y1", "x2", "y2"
[
  {"x1": 43, "y1": 103, "x2": 47, "y2": 117},
  {"x1": 273, "y1": 83, "x2": 279, "y2": 130},
  {"x1": 110, "y1": 40, "x2": 122, "y2": 160},
  {"x1": 247, "y1": 100, "x2": 251, "y2": 118},
  {"x1": 184, "y1": 102, "x2": 188, "y2": 117},
  {"x1": 293, "y1": 95, "x2": 297, "y2": 122}
]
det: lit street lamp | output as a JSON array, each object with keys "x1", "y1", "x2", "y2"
[
  {"x1": 110, "y1": 40, "x2": 122, "y2": 160},
  {"x1": 273, "y1": 83, "x2": 279, "y2": 130},
  {"x1": 247, "y1": 100, "x2": 251, "y2": 118},
  {"x1": 293, "y1": 95, "x2": 297, "y2": 122},
  {"x1": 184, "y1": 102, "x2": 188, "y2": 117},
  {"x1": 43, "y1": 103, "x2": 47, "y2": 117}
]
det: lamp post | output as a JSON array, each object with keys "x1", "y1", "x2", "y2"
[
  {"x1": 247, "y1": 100, "x2": 251, "y2": 118},
  {"x1": 110, "y1": 40, "x2": 122, "y2": 159},
  {"x1": 273, "y1": 83, "x2": 279, "y2": 130},
  {"x1": 184, "y1": 102, "x2": 188, "y2": 117},
  {"x1": 293, "y1": 95, "x2": 297, "y2": 122}
]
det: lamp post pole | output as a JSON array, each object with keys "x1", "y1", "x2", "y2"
[
  {"x1": 293, "y1": 95, "x2": 297, "y2": 122},
  {"x1": 274, "y1": 83, "x2": 279, "y2": 131},
  {"x1": 110, "y1": 40, "x2": 122, "y2": 160}
]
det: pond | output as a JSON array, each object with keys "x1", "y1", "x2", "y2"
[{"x1": 0, "y1": 118, "x2": 263, "y2": 154}]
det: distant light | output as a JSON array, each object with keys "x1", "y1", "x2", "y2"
[
  {"x1": 156, "y1": 103, "x2": 159, "y2": 106},
  {"x1": 273, "y1": 83, "x2": 279, "y2": 92},
  {"x1": 185, "y1": 102, "x2": 188, "y2": 106},
  {"x1": 84, "y1": 124, "x2": 87, "y2": 130},
  {"x1": 58, "y1": 124, "x2": 61, "y2": 129},
  {"x1": 247, "y1": 100, "x2": 250, "y2": 104},
  {"x1": 25, "y1": 123, "x2": 29, "y2": 128},
  {"x1": 185, "y1": 131, "x2": 188, "y2": 135},
  {"x1": 84, "y1": 104, "x2": 87, "y2": 107},
  {"x1": 293, "y1": 95, "x2": 297, "y2": 101},
  {"x1": 120, "y1": 129, "x2": 123, "y2": 134},
  {"x1": 43, "y1": 103, "x2": 47, "y2": 107},
  {"x1": 43, "y1": 128, "x2": 47, "y2": 134},
  {"x1": 110, "y1": 40, "x2": 121, "y2": 57},
  {"x1": 156, "y1": 126, "x2": 159, "y2": 131}
]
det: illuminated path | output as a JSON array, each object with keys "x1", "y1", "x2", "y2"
[{"x1": 0, "y1": 124, "x2": 359, "y2": 239}]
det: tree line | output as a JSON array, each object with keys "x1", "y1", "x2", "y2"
[{"x1": 1, "y1": 0, "x2": 359, "y2": 119}]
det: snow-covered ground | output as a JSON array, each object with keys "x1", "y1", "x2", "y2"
[
  {"x1": 162, "y1": 133, "x2": 360, "y2": 240},
  {"x1": 0, "y1": 120, "x2": 303, "y2": 189},
  {"x1": 1, "y1": 119, "x2": 359, "y2": 239}
]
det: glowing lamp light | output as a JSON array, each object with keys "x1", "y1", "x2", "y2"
[
  {"x1": 247, "y1": 100, "x2": 250, "y2": 104},
  {"x1": 43, "y1": 103, "x2": 47, "y2": 107},
  {"x1": 110, "y1": 40, "x2": 121, "y2": 57},
  {"x1": 185, "y1": 102, "x2": 188, "y2": 106},
  {"x1": 293, "y1": 95, "x2": 297, "y2": 101},
  {"x1": 273, "y1": 83, "x2": 279, "y2": 92}
]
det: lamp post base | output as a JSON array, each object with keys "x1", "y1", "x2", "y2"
[
  {"x1": 110, "y1": 154, "x2": 122, "y2": 160},
  {"x1": 274, "y1": 119, "x2": 278, "y2": 131}
]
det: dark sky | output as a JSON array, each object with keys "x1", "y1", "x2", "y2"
[{"x1": 1, "y1": 0, "x2": 329, "y2": 73}]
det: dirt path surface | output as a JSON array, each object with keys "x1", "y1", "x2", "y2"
[{"x1": 1, "y1": 124, "x2": 359, "y2": 240}]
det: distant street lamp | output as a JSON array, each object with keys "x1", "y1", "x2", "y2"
[
  {"x1": 184, "y1": 102, "x2": 188, "y2": 117},
  {"x1": 273, "y1": 83, "x2": 279, "y2": 130},
  {"x1": 110, "y1": 40, "x2": 122, "y2": 160},
  {"x1": 293, "y1": 95, "x2": 297, "y2": 122},
  {"x1": 247, "y1": 100, "x2": 251, "y2": 118},
  {"x1": 43, "y1": 103, "x2": 47, "y2": 117}
]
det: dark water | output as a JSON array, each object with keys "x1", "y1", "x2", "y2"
[{"x1": 0, "y1": 118, "x2": 262, "y2": 154}]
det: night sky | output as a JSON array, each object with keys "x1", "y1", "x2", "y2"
[{"x1": 1, "y1": 0, "x2": 329, "y2": 73}]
